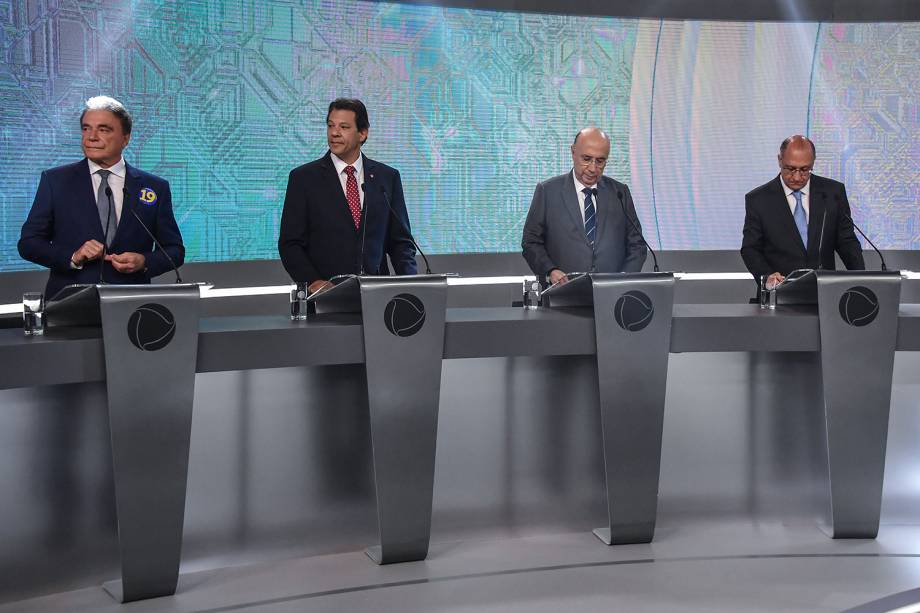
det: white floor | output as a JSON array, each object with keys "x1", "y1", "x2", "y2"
[{"x1": 4, "y1": 519, "x2": 920, "y2": 613}]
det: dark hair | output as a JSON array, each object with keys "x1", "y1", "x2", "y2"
[
  {"x1": 327, "y1": 98, "x2": 370, "y2": 133},
  {"x1": 780, "y1": 136, "x2": 816, "y2": 157},
  {"x1": 80, "y1": 96, "x2": 133, "y2": 134}
]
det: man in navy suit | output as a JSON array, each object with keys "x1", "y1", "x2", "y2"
[
  {"x1": 278, "y1": 98, "x2": 417, "y2": 293},
  {"x1": 741, "y1": 135, "x2": 864, "y2": 290},
  {"x1": 19, "y1": 96, "x2": 184, "y2": 298},
  {"x1": 522, "y1": 127, "x2": 646, "y2": 285}
]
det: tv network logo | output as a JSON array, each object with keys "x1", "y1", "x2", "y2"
[
  {"x1": 614, "y1": 290, "x2": 654, "y2": 332},
  {"x1": 384, "y1": 294, "x2": 426, "y2": 337},
  {"x1": 838, "y1": 286, "x2": 879, "y2": 327},
  {"x1": 127, "y1": 303, "x2": 176, "y2": 350}
]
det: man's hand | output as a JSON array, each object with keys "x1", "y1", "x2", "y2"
[
  {"x1": 105, "y1": 252, "x2": 146, "y2": 274},
  {"x1": 72, "y1": 240, "x2": 105, "y2": 266},
  {"x1": 548, "y1": 269, "x2": 568, "y2": 285},
  {"x1": 764, "y1": 272, "x2": 785, "y2": 291},
  {"x1": 308, "y1": 280, "x2": 333, "y2": 294}
]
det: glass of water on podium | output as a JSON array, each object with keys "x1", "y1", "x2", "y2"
[
  {"x1": 290, "y1": 283, "x2": 309, "y2": 320},
  {"x1": 23, "y1": 292, "x2": 44, "y2": 335}
]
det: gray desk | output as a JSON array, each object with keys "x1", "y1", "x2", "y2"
[{"x1": 2, "y1": 303, "x2": 919, "y2": 597}]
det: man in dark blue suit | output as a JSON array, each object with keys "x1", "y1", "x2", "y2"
[
  {"x1": 278, "y1": 98, "x2": 417, "y2": 293},
  {"x1": 19, "y1": 96, "x2": 184, "y2": 299}
]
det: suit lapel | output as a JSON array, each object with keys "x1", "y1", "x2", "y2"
[
  {"x1": 114, "y1": 164, "x2": 142, "y2": 247},
  {"x1": 320, "y1": 152, "x2": 360, "y2": 232},
  {"x1": 771, "y1": 176, "x2": 805, "y2": 252}
]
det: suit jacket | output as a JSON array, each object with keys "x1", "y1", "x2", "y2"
[
  {"x1": 741, "y1": 174, "x2": 864, "y2": 279},
  {"x1": 18, "y1": 159, "x2": 185, "y2": 298},
  {"x1": 522, "y1": 171, "x2": 647, "y2": 280},
  {"x1": 278, "y1": 151, "x2": 417, "y2": 283}
]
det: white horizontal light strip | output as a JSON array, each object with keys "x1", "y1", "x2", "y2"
[{"x1": 2, "y1": 271, "x2": 916, "y2": 311}]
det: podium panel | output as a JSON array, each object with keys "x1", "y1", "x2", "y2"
[
  {"x1": 545, "y1": 272, "x2": 675, "y2": 545},
  {"x1": 94, "y1": 284, "x2": 201, "y2": 602},
  {"x1": 816, "y1": 271, "x2": 901, "y2": 538}
]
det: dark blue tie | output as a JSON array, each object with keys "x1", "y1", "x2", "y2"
[
  {"x1": 583, "y1": 187, "x2": 597, "y2": 247},
  {"x1": 793, "y1": 190, "x2": 807, "y2": 248}
]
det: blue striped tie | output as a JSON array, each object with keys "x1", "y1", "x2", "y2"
[
  {"x1": 793, "y1": 190, "x2": 807, "y2": 248},
  {"x1": 583, "y1": 187, "x2": 597, "y2": 247}
]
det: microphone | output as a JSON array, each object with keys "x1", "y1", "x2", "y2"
[
  {"x1": 832, "y1": 193, "x2": 888, "y2": 271},
  {"x1": 358, "y1": 184, "x2": 370, "y2": 275},
  {"x1": 617, "y1": 190, "x2": 659, "y2": 273},
  {"x1": 122, "y1": 187, "x2": 183, "y2": 283},
  {"x1": 101, "y1": 186, "x2": 115, "y2": 284},
  {"x1": 815, "y1": 205, "x2": 827, "y2": 270},
  {"x1": 379, "y1": 184, "x2": 432, "y2": 275}
]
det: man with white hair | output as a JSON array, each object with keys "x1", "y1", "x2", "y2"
[{"x1": 19, "y1": 96, "x2": 184, "y2": 297}]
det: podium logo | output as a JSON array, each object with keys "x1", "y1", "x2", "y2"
[
  {"x1": 127, "y1": 303, "x2": 176, "y2": 351},
  {"x1": 384, "y1": 293, "x2": 426, "y2": 337},
  {"x1": 838, "y1": 286, "x2": 879, "y2": 327},
  {"x1": 614, "y1": 290, "x2": 654, "y2": 332}
]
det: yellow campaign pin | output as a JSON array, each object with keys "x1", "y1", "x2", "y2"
[{"x1": 139, "y1": 188, "x2": 157, "y2": 205}]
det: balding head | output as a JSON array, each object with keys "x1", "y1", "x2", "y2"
[
  {"x1": 777, "y1": 135, "x2": 816, "y2": 191},
  {"x1": 571, "y1": 127, "x2": 611, "y2": 186}
]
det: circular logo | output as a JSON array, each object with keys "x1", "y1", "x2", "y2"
[
  {"x1": 127, "y1": 303, "x2": 176, "y2": 350},
  {"x1": 384, "y1": 294, "x2": 426, "y2": 337},
  {"x1": 614, "y1": 290, "x2": 655, "y2": 332},
  {"x1": 838, "y1": 286, "x2": 879, "y2": 327}
]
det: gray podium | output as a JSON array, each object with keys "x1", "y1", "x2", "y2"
[
  {"x1": 310, "y1": 275, "x2": 449, "y2": 563},
  {"x1": 47, "y1": 283, "x2": 201, "y2": 602},
  {"x1": 544, "y1": 272, "x2": 676, "y2": 545},
  {"x1": 779, "y1": 270, "x2": 902, "y2": 538}
]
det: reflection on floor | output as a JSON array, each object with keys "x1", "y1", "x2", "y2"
[{"x1": 3, "y1": 519, "x2": 920, "y2": 613}]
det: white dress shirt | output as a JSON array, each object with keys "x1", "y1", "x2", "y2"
[
  {"x1": 781, "y1": 176, "x2": 810, "y2": 222},
  {"x1": 87, "y1": 157, "x2": 126, "y2": 223},
  {"x1": 572, "y1": 170, "x2": 598, "y2": 225},
  {"x1": 330, "y1": 152, "x2": 365, "y2": 208}
]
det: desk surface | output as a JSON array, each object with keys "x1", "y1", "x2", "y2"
[{"x1": 3, "y1": 304, "x2": 920, "y2": 390}]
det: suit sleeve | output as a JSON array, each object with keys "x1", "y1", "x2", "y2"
[
  {"x1": 278, "y1": 169, "x2": 322, "y2": 283},
  {"x1": 833, "y1": 184, "x2": 865, "y2": 271},
  {"x1": 18, "y1": 171, "x2": 76, "y2": 272},
  {"x1": 620, "y1": 186, "x2": 648, "y2": 273},
  {"x1": 740, "y1": 194, "x2": 773, "y2": 280},
  {"x1": 521, "y1": 182, "x2": 556, "y2": 277},
  {"x1": 384, "y1": 170, "x2": 418, "y2": 275},
  {"x1": 144, "y1": 180, "x2": 185, "y2": 278}
]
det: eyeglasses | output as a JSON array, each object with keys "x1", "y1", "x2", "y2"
[
  {"x1": 781, "y1": 166, "x2": 812, "y2": 176},
  {"x1": 578, "y1": 155, "x2": 607, "y2": 168}
]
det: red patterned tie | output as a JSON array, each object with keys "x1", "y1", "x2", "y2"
[{"x1": 344, "y1": 165, "x2": 361, "y2": 229}]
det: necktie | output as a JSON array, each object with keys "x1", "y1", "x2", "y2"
[
  {"x1": 793, "y1": 190, "x2": 807, "y2": 248},
  {"x1": 96, "y1": 169, "x2": 116, "y2": 247},
  {"x1": 583, "y1": 187, "x2": 597, "y2": 247},
  {"x1": 344, "y1": 166, "x2": 361, "y2": 229}
]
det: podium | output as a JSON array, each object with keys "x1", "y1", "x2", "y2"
[
  {"x1": 778, "y1": 270, "x2": 902, "y2": 537},
  {"x1": 309, "y1": 275, "x2": 449, "y2": 563},
  {"x1": 543, "y1": 273, "x2": 675, "y2": 544},
  {"x1": 47, "y1": 283, "x2": 201, "y2": 602}
]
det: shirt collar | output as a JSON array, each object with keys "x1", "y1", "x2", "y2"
[
  {"x1": 572, "y1": 170, "x2": 597, "y2": 195},
  {"x1": 331, "y1": 152, "x2": 363, "y2": 177},
  {"x1": 780, "y1": 175, "x2": 810, "y2": 198},
  {"x1": 87, "y1": 157, "x2": 126, "y2": 178}
]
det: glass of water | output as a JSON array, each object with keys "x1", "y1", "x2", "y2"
[
  {"x1": 522, "y1": 279, "x2": 541, "y2": 309},
  {"x1": 23, "y1": 292, "x2": 44, "y2": 335},
  {"x1": 759, "y1": 275, "x2": 777, "y2": 310},
  {"x1": 290, "y1": 283, "x2": 309, "y2": 321}
]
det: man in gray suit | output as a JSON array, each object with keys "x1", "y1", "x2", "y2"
[{"x1": 522, "y1": 127, "x2": 647, "y2": 285}]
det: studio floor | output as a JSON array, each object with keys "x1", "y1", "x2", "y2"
[{"x1": 3, "y1": 518, "x2": 920, "y2": 613}]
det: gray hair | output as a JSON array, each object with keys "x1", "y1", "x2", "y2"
[{"x1": 80, "y1": 96, "x2": 132, "y2": 134}]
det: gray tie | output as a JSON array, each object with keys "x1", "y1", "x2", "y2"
[{"x1": 96, "y1": 169, "x2": 116, "y2": 247}]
